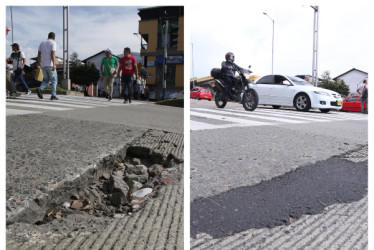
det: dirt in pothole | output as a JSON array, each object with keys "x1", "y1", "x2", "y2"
[{"x1": 38, "y1": 151, "x2": 181, "y2": 225}]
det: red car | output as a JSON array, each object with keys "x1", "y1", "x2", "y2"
[
  {"x1": 190, "y1": 87, "x2": 212, "y2": 101},
  {"x1": 342, "y1": 95, "x2": 366, "y2": 112}
]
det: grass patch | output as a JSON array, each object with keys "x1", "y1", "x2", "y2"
[{"x1": 155, "y1": 99, "x2": 184, "y2": 108}]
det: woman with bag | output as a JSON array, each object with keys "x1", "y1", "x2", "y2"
[
  {"x1": 100, "y1": 48, "x2": 119, "y2": 101},
  {"x1": 8, "y1": 43, "x2": 31, "y2": 95}
]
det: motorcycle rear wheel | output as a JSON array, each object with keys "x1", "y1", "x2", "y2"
[
  {"x1": 242, "y1": 88, "x2": 259, "y2": 111},
  {"x1": 215, "y1": 92, "x2": 227, "y2": 109}
]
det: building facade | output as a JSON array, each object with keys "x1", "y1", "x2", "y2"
[
  {"x1": 138, "y1": 6, "x2": 184, "y2": 96},
  {"x1": 333, "y1": 68, "x2": 368, "y2": 95}
]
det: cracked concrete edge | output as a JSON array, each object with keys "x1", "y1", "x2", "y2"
[
  {"x1": 7, "y1": 129, "x2": 184, "y2": 225},
  {"x1": 6, "y1": 164, "x2": 184, "y2": 250}
]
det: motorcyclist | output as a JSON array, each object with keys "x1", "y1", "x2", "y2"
[{"x1": 221, "y1": 52, "x2": 240, "y2": 100}]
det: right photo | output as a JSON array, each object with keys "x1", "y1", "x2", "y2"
[{"x1": 190, "y1": 2, "x2": 368, "y2": 249}]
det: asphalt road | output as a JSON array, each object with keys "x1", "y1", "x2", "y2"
[{"x1": 190, "y1": 99, "x2": 368, "y2": 247}]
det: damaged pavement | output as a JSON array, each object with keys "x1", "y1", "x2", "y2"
[{"x1": 6, "y1": 103, "x2": 184, "y2": 249}]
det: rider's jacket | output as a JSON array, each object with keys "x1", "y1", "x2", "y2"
[{"x1": 221, "y1": 61, "x2": 241, "y2": 77}]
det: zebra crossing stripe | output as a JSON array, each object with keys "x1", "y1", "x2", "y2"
[
  {"x1": 190, "y1": 120, "x2": 245, "y2": 131},
  {"x1": 6, "y1": 99, "x2": 95, "y2": 109},
  {"x1": 6, "y1": 102, "x2": 72, "y2": 111},
  {"x1": 192, "y1": 108, "x2": 307, "y2": 124},
  {"x1": 6, "y1": 108, "x2": 42, "y2": 116},
  {"x1": 190, "y1": 111, "x2": 273, "y2": 126}
]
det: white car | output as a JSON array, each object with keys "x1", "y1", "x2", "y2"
[{"x1": 250, "y1": 75, "x2": 342, "y2": 113}]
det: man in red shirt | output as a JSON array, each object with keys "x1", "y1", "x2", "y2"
[{"x1": 118, "y1": 47, "x2": 138, "y2": 104}]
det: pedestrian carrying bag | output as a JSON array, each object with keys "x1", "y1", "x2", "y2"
[
  {"x1": 35, "y1": 67, "x2": 43, "y2": 82},
  {"x1": 107, "y1": 58, "x2": 116, "y2": 77}
]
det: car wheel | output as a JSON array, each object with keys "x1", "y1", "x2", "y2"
[
  {"x1": 208, "y1": 99, "x2": 211, "y2": 101},
  {"x1": 294, "y1": 93, "x2": 311, "y2": 112},
  {"x1": 197, "y1": 95, "x2": 201, "y2": 100},
  {"x1": 215, "y1": 92, "x2": 227, "y2": 108},
  {"x1": 272, "y1": 105, "x2": 281, "y2": 109},
  {"x1": 320, "y1": 109, "x2": 331, "y2": 113}
]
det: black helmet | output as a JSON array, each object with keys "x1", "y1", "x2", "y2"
[{"x1": 225, "y1": 52, "x2": 234, "y2": 62}]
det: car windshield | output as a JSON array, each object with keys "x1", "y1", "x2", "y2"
[
  {"x1": 288, "y1": 76, "x2": 314, "y2": 86},
  {"x1": 201, "y1": 89, "x2": 210, "y2": 92}
]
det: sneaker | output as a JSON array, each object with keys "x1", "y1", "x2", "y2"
[
  {"x1": 50, "y1": 96, "x2": 59, "y2": 100},
  {"x1": 106, "y1": 94, "x2": 109, "y2": 99},
  {"x1": 123, "y1": 100, "x2": 128, "y2": 104},
  {"x1": 129, "y1": 99, "x2": 132, "y2": 103},
  {"x1": 26, "y1": 90, "x2": 32, "y2": 96},
  {"x1": 37, "y1": 88, "x2": 43, "y2": 99},
  {"x1": 108, "y1": 96, "x2": 112, "y2": 101}
]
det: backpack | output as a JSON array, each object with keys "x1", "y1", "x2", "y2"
[{"x1": 362, "y1": 85, "x2": 368, "y2": 98}]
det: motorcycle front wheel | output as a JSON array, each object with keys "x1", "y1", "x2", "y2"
[
  {"x1": 215, "y1": 92, "x2": 227, "y2": 109},
  {"x1": 242, "y1": 88, "x2": 259, "y2": 111}
]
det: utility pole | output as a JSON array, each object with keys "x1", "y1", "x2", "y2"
[
  {"x1": 191, "y1": 42, "x2": 195, "y2": 88},
  {"x1": 62, "y1": 6, "x2": 71, "y2": 90},
  {"x1": 10, "y1": 6, "x2": 14, "y2": 44},
  {"x1": 311, "y1": 6, "x2": 319, "y2": 87},
  {"x1": 162, "y1": 17, "x2": 168, "y2": 100},
  {"x1": 263, "y1": 12, "x2": 274, "y2": 74}
]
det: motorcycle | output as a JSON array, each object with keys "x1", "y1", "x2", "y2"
[{"x1": 210, "y1": 65, "x2": 259, "y2": 111}]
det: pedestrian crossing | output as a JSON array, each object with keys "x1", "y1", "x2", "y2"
[
  {"x1": 190, "y1": 107, "x2": 368, "y2": 131},
  {"x1": 6, "y1": 94, "x2": 145, "y2": 117}
]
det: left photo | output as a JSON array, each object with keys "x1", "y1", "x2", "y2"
[{"x1": 5, "y1": 5, "x2": 184, "y2": 249}]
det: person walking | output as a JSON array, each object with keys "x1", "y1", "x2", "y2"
[
  {"x1": 100, "y1": 48, "x2": 119, "y2": 101},
  {"x1": 8, "y1": 43, "x2": 32, "y2": 95},
  {"x1": 37, "y1": 32, "x2": 58, "y2": 100},
  {"x1": 357, "y1": 79, "x2": 368, "y2": 114},
  {"x1": 118, "y1": 47, "x2": 138, "y2": 104},
  {"x1": 6, "y1": 26, "x2": 19, "y2": 98}
]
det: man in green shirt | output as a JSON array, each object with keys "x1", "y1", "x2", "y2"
[{"x1": 100, "y1": 48, "x2": 119, "y2": 101}]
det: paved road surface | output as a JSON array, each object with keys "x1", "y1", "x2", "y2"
[{"x1": 190, "y1": 99, "x2": 368, "y2": 249}]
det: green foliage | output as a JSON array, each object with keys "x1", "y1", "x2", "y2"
[
  {"x1": 70, "y1": 62, "x2": 100, "y2": 87},
  {"x1": 319, "y1": 70, "x2": 350, "y2": 97}
]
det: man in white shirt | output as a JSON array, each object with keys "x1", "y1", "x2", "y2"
[{"x1": 37, "y1": 32, "x2": 58, "y2": 100}]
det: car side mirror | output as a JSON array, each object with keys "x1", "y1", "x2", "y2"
[{"x1": 283, "y1": 81, "x2": 291, "y2": 86}]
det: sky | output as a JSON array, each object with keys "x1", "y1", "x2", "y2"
[
  {"x1": 190, "y1": 1, "x2": 369, "y2": 79},
  {"x1": 5, "y1": 6, "x2": 145, "y2": 64}
]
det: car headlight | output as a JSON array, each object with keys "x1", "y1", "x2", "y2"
[{"x1": 314, "y1": 91, "x2": 330, "y2": 96}]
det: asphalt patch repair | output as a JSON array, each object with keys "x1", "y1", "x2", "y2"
[{"x1": 190, "y1": 153, "x2": 368, "y2": 238}]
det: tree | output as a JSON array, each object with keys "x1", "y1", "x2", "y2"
[
  {"x1": 70, "y1": 61, "x2": 100, "y2": 87},
  {"x1": 70, "y1": 51, "x2": 81, "y2": 68},
  {"x1": 319, "y1": 70, "x2": 350, "y2": 97}
]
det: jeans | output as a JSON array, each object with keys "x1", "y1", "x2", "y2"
[
  {"x1": 40, "y1": 66, "x2": 58, "y2": 97},
  {"x1": 121, "y1": 74, "x2": 134, "y2": 100},
  {"x1": 13, "y1": 70, "x2": 30, "y2": 92},
  {"x1": 361, "y1": 97, "x2": 368, "y2": 113}
]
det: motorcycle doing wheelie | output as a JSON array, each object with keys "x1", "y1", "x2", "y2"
[{"x1": 210, "y1": 65, "x2": 259, "y2": 111}]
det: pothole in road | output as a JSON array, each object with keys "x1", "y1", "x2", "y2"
[
  {"x1": 36, "y1": 144, "x2": 183, "y2": 225},
  {"x1": 191, "y1": 145, "x2": 368, "y2": 238}
]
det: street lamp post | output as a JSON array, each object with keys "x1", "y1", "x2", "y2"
[
  {"x1": 311, "y1": 6, "x2": 319, "y2": 87},
  {"x1": 263, "y1": 12, "x2": 274, "y2": 74}
]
